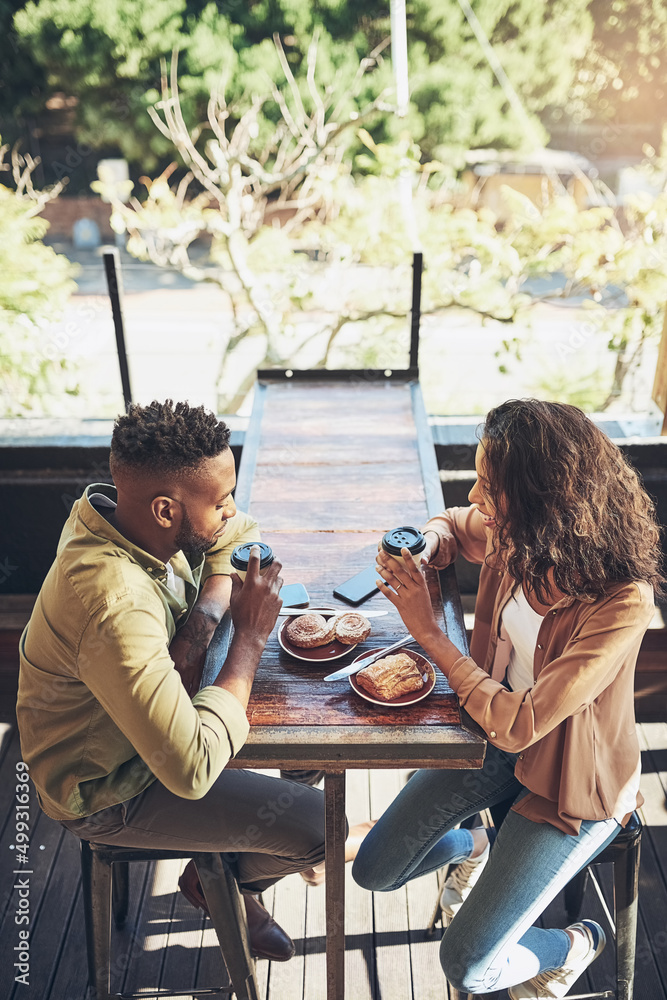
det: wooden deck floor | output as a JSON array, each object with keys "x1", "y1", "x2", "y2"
[{"x1": 1, "y1": 711, "x2": 666, "y2": 1000}]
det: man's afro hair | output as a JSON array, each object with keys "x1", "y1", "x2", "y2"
[{"x1": 110, "y1": 399, "x2": 230, "y2": 475}]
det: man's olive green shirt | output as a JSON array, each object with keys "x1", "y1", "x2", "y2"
[{"x1": 16, "y1": 483, "x2": 260, "y2": 822}]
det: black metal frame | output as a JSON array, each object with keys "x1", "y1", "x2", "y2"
[
  {"x1": 102, "y1": 248, "x2": 133, "y2": 412},
  {"x1": 103, "y1": 247, "x2": 423, "y2": 411},
  {"x1": 256, "y1": 367, "x2": 419, "y2": 382}
]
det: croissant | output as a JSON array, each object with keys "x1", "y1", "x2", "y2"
[{"x1": 356, "y1": 652, "x2": 425, "y2": 701}]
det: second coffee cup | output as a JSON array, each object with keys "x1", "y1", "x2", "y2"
[{"x1": 381, "y1": 526, "x2": 426, "y2": 570}]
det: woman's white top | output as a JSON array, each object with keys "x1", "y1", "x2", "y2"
[
  {"x1": 503, "y1": 586, "x2": 545, "y2": 691},
  {"x1": 502, "y1": 583, "x2": 639, "y2": 822}
]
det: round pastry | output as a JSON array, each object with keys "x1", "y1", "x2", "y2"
[
  {"x1": 285, "y1": 613, "x2": 336, "y2": 649},
  {"x1": 335, "y1": 612, "x2": 372, "y2": 645}
]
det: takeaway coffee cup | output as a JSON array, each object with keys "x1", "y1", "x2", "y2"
[
  {"x1": 381, "y1": 526, "x2": 426, "y2": 570},
  {"x1": 230, "y1": 542, "x2": 275, "y2": 582}
]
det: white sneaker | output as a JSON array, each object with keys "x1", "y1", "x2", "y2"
[
  {"x1": 439, "y1": 841, "x2": 490, "y2": 921},
  {"x1": 508, "y1": 920, "x2": 606, "y2": 999}
]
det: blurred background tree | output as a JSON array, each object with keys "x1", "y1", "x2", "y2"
[
  {"x1": 3, "y1": 0, "x2": 667, "y2": 417},
  {"x1": 562, "y1": 0, "x2": 667, "y2": 133},
  {"x1": 0, "y1": 140, "x2": 79, "y2": 415},
  {"x1": 6, "y1": 0, "x2": 594, "y2": 171}
]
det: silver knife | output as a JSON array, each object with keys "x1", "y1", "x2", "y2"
[
  {"x1": 323, "y1": 636, "x2": 413, "y2": 682},
  {"x1": 279, "y1": 607, "x2": 390, "y2": 618}
]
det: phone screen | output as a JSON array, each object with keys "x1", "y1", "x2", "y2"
[
  {"x1": 332, "y1": 566, "x2": 379, "y2": 606},
  {"x1": 279, "y1": 583, "x2": 310, "y2": 607}
]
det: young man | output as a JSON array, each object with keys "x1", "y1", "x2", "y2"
[{"x1": 16, "y1": 399, "x2": 328, "y2": 961}]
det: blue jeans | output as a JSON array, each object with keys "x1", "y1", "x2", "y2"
[
  {"x1": 201, "y1": 611, "x2": 234, "y2": 688},
  {"x1": 352, "y1": 744, "x2": 620, "y2": 993}
]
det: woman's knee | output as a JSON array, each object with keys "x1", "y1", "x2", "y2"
[
  {"x1": 439, "y1": 922, "x2": 497, "y2": 994},
  {"x1": 351, "y1": 842, "x2": 395, "y2": 892}
]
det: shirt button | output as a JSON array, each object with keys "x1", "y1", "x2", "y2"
[
  {"x1": 537, "y1": 643, "x2": 543, "y2": 650},
  {"x1": 519, "y1": 754, "x2": 524, "y2": 760},
  {"x1": 551, "y1": 610, "x2": 557, "y2": 616},
  {"x1": 490, "y1": 731, "x2": 497, "y2": 738},
  {"x1": 147, "y1": 568, "x2": 153, "y2": 573}
]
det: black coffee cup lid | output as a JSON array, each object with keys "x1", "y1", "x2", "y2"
[
  {"x1": 230, "y1": 542, "x2": 275, "y2": 570},
  {"x1": 381, "y1": 526, "x2": 426, "y2": 556}
]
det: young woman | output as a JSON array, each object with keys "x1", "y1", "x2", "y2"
[{"x1": 353, "y1": 399, "x2": 664, "y2": 999}]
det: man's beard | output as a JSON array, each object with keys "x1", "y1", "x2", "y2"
[{"x1": 174, "y1": 506, "x2": 217, "y2": 559}]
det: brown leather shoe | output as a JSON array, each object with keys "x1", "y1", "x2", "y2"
[
  {"x1": 178, "y1": 860, "x2": 295, "y2": 962},
  {"x1": 243, "y1": 892, "x2": 295, "y2": 962}
]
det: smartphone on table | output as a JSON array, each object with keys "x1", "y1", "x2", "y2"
[
  {"x1": 279, "y1": 582, "x2": 310, "y2": 608},
  {"x1": 332, "y1": 566, "x2": 379, "y2": 606}
]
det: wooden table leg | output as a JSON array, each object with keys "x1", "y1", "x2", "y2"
[{"x1": 324, "y1": 770, "x2": 346, "y2": 1000}]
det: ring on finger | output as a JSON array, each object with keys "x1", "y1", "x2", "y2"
[{"x1": 395, "y1": 582, "x2": 403, "y2": 591}]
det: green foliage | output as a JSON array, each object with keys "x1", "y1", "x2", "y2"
[
  {"x1": 0, "y1": 154, "x2": 79, "y2": 415},
  {"x1": 13, "y1": 0, "x2": 186, "y2": 165},
  {"x1": 112, "y1": 122, "x2": 667, "y2": 411},
  {"x1": 0, "y1": 190, "x2": 72, "y2": 321},
  {"x1": 298, "y1": 167, "x2": 528, "y2": 321},
  {"x1": 528, "y1": 365, "x2": 611, "y2": 412},
  {"x1": 0, "y1": 0, "x2": 48, "y2": 133},
  {"x1": 100, "y1": 31, "x2": 667, "y2": 414},
  {"x1": 10, "y1": 0, "x2": 593, "y2": 168},
  {"x1": 397, "y1": 0, "x2": 592, "y2": 157},
  {"x1": 498, "y1": 181, "x2": 667, "y2": 405}
]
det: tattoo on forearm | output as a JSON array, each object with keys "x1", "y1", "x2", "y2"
[
  {"x1": 178, "y1": 617, "x2": 215, "y2": 665},
  {"x1": 190, "y1": 607, "x2": 222, "y2": 625}
]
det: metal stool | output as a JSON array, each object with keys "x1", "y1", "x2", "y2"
[
  {"x1": 440, "y1": 812, "x2": 642, "y2": 1000},
  {"x1": 79, "y1": 841, "x2": 259, "y2": 1000},
  {"x1": 561, "y1": 811, "x2": 642, "y2": 1000}
]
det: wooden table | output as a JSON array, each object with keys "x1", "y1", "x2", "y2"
[{"x1": 229, "y1": 371, "x2": 486, "y2": 1000}]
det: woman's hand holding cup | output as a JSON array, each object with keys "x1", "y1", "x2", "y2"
[
  {"x1": 420, "y1": 530, "x2": 441, "y2": 566},
  {"x1": 375, "y1": 546, "x2": 440, "y2": 648}
]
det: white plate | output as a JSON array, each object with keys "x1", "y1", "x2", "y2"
[
  {"x1": 349, "y1": 647, "x2": 436, "y2": 707},
  {"x1": 277, "y1": 615, "x2": 358, "y2": 663}
]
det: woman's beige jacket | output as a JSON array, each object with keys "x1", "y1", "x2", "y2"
[{"x1": 425, "y1": 505, "x2": 654, "y2": 835}]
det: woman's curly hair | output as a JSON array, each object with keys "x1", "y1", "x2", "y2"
[
  {"x1": 110, "y1": 399, "x2": 230, "y2": 476},
  {"x1": 481, "y1": 399, "x2": 665, "y2": 602}
]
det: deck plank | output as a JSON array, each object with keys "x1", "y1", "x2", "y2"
[
  {"x1": 44, "y1": 881, "x2": 90, "y2": 1000},
  {"x1": 303, "y1": 878, "x2": 328, "y2": 1000},
  {"x1": 635, "y1": 723, "x2": 667, "y2": 995},
  {"x1": 405, "y1": 849, "x2": 448, "y2": 999},
  {"x1": 191, "y1": 886, "x2": 235, "y2": 997},
  {"x1": 342, "y1": 769, "x2": 375, "y2": 1000},
  {"x1": 369, "y1": 768, "x2": 413, "y2": 1000},
  {"x1": 1, "y1": 810, "x2": 69, "y2": 1000},
  {"x1": 267, "y1": 866, "x2": 308, "y2": 1000},
  {"x1": 122, "y1": 859, "x2": 183, "y2": 995},
  {"x1": 159, "y1": 860, "x2": 210, "y2": 997},
  {"x1": 116, "y1": 860, "x2": 154, "y2": 994},
  {"x1": 0, "y1": 727, "x2": 25, "y2": 854}
]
